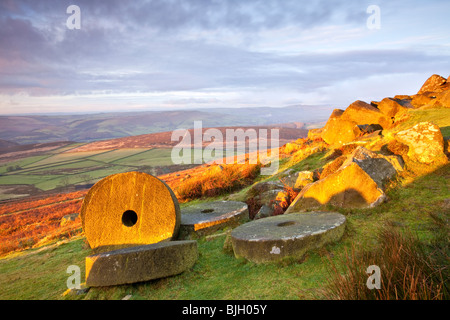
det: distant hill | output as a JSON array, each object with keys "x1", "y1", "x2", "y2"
[
  {"x1": 0, "y1": 105, "x2": 330, "y2": 145},
  {"x1": 0, "y1": 139, "x2": 19, "y2": 150},
  {"x1": 0, "y1": 141, "x2": 73, "y2": 161},
  {"x1": 68, "y1": 125, "x2": 308, "y2": 152}
]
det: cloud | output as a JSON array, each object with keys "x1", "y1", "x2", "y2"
[{"x1": 0, "y1": 0, "x2": 449, "y2": 114}]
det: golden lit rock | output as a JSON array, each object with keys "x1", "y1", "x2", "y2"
[
  {"x1": 417, "y1": 74, "x2": 447, "y2": 94},
  {"x1": 321, "y1": 118, "x2": 362, "y2": 145},
  {"x1": 395, "y1": 122, "x2": 447, "y2": 164},
  {"x1": 376, "y1": 97, "x2": 409, "y2": 118},
  {"x1": 286, "y1": 162, "x2": 385, "y2": 212},
  {"x1": 340, "y1": 100, "x2": 391, "y2": 129}
]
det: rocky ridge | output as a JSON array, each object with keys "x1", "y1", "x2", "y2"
[
  {"x1": 231, "y1": 74, "x2": 449, "y2": 218},
  {"x1": 214, "y1": 73, "x2": 449, "y2": 263}
]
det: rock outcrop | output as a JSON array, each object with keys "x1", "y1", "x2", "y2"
[
  {"x1": 321, "y1": 117, "x2": 362, "y2": 145},
  {"x1": 285, "y1": 162, "x2": 386, "y2": 212},
  {"x1": 410, "y1": 92, "x2": 437, "y2": 108},
  {"x1": 340, "y1": 100, "x2": 392, "y2": 129},
  {"x1": 375, "y1": 97, "x2": 409, "y2": 118},
  {"x1": 417, "y1": 74, "x2": 448, "y2": 94},
  {"x1": 257, "y1": 74, "x2": 448, "y2": 215},
  {"x1": 341, "y1": 147, "x2": 404, "y2": 188},
  {"x1": 320, "y1": 155, "x2": 347, "y2": 179},
  {"x1": 309, "y1": 74, "x2": 449, "y2": 147},
  {"x1": 254, "y1": 205, "x2": 275, "y2": 220},
  {"x1": 320, "y1": 100, "x2": 396, "y2": 145},
  {"x1": 294, "y1": 171, "x2": 315, "y2": 189},
  {"x1": 430, "y1": 89, "x2": 450, "y2": 108},
  {"x1": 307, "y1": 127, "x2": 323, "y2": 140},
  {"x1": 248, "y1": 181, "x2": 284, "y2": 195},
  {"x1": 400, "y1": 74, "x2": 450, "y2": 109},
  {"x1": 395, "y1": 122, "x2": 447, "y2": 164},
  {"x1": 285, "y1": 146, "x2": 404, "y2": 212}
]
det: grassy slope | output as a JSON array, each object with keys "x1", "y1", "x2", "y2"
[
  {"x1": 0, "y1": 158, "x2": 447, "y2": 300},
  {"x1": 398, "y1": 108, "x2": 450, "y2": 130},
  {"x1": 0, "y1": 107, "x2": 448, "y2": 300}
]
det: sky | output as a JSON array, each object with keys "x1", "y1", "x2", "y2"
[{"x1": 0, "y1": 0, "x2": 449, "y2": 116}]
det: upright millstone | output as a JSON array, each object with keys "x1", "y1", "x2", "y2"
[{"x1": 80, "y1": 171, "x2": 181, "y2": 251}]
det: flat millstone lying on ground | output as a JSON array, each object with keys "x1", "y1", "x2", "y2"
[
  {"x1": 85, "y1": 240, "x2": 198, "y2": 287},
  {"x1": 178, "y1": 201, "x2": 249, "y2": 239},
  {"x1": 231, "y1": 212, "x2": 346, "y2": 263}
]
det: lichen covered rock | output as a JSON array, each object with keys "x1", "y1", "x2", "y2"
[
  {"x1": 341, "y1": 146, "x2": 404, "y2": 188},
  {"x1": 294, "y1": 171, "x2": 315, "y2": 189},
  {"x1": 307, "y1": 127, "x2": 324, "y2": 140},
  {"x1": 430, "y1": 89, "x2": 450, "y2": 108},
  {"x1": 395, "y1": 122, "x2": 447, "y2": 164},
  {"x1": 376, "y1": 97, "x2": 409, "y2": 118},
  {"x1": 340, "y1": 100, "x2": 391, "y2": 129},
  {"x1": 321, "y1": 118, "x2": 362, "y2": 145},
  {"x1": 417, "y1": 74, "x2": 447, "y2": 94}
]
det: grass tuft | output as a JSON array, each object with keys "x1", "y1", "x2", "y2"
[{"x1": 323, "y1": 227, "x2": 449, "y2": 300}]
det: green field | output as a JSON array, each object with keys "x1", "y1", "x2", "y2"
[
  {"x1": 0, "y1": 145, "x2": 182, "y2": 197},
  {"x1": 0, "y1": 143, "x2": 217, "y2": 199},
  {"x1": 86, "y1": 149, "x2": 149, "y2": 163},
  {"x1": 112, "y1": 148, "x2": 176, "y2": 167},
  {"x1": 30, "y1": 150, "x2": 111, "y2": 167},
  {"x1": 0, "y1": 174, "x2": 60, "y2": 185},
  {"x1": 0, "y1": 155, "x2": 50, "y2": 174},
  {"x1": 33, "y1": 166, "x2": 135, "y2": 191}
]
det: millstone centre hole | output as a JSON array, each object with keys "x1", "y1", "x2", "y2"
[
  {"x1": 277, "y1": 221, "x2": 297, "y2": 227},
  {"x1": 122, "y1": 210, "x2": 138, "y2": 227},
  {"x1": 201, "y1": 209, "x2": 215, "y2": 213}
]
